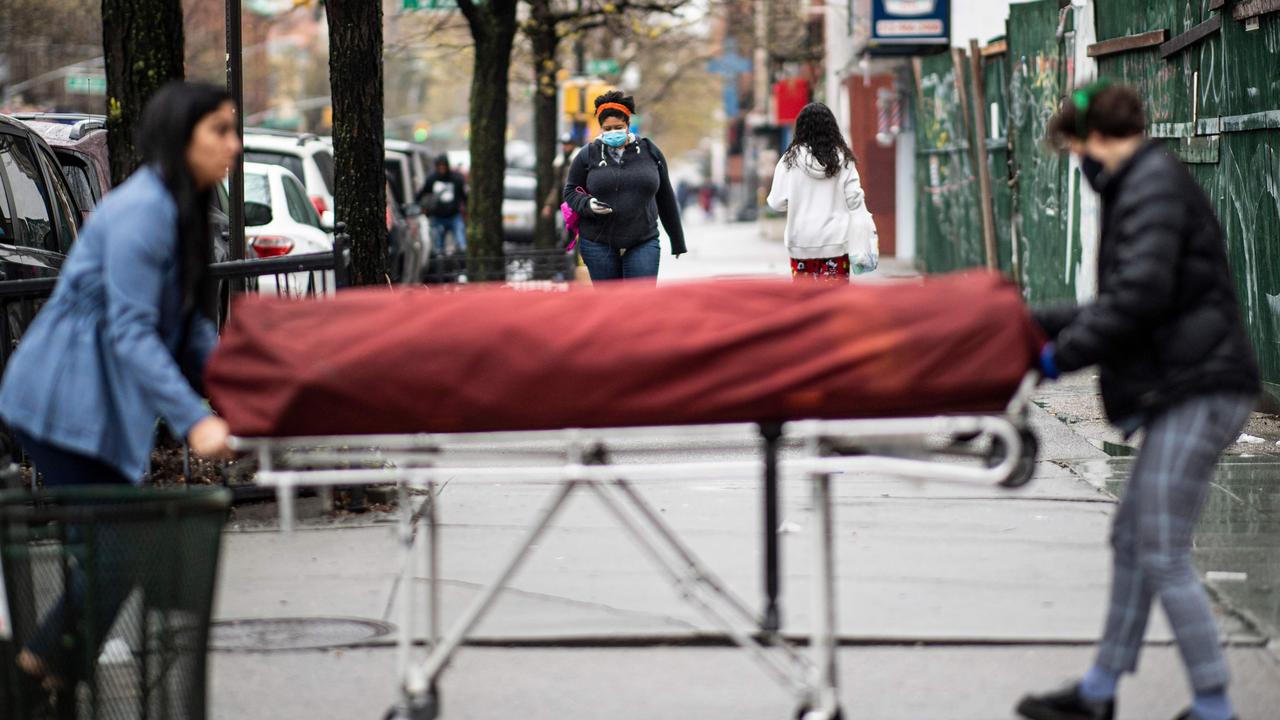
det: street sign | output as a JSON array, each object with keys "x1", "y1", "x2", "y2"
[
  {"x1": 65, "y1": 74, "x2": 107, "y2": 95},
  {"x1": 403, "y1": 0, "x2": 457, "y2": 10},
  {"x1": 707, "y1": 40, "x2": 752, "y2": 118},
  {"x1": 587, "y1": 59, "x2": 619, "y2": 76},
  {"x1": 867, "y1": 0, "x2": 951, "y2": 56}
]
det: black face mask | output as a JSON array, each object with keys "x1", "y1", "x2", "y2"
[{"x1": 1080, "y1": 154, "x2": 1107, "y2": 193}]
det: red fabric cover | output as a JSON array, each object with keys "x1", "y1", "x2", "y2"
[{"x1": 205, "y1": 272, "x2": 1042, "y2": 438}]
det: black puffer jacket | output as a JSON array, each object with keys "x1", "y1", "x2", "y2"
[
  {"x1": 1035, "y1": 141, "x2": 1260, "y2": 423},
  {"x1": 563, "y1": 138, "x2": 686, "y2": 255}
]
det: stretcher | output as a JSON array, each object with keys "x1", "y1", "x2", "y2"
[{"x1": 210, "y1": 273, "x2": 1045, "y2": 719}]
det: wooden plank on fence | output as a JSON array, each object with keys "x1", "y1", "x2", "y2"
[
  {"x1": 1232, "y1": 0, "x2": 1280, "y2": 20},
  {"x1": 1208, "y1": 0, "x2": 1226, "y2": 10},
  {"x1": 968, "y1": 39, "x2": 998, "y2": 272},
  {"x1": 981, "y1": 39, "x2": 1008, "y2": 57},
  {"x1": 1160, "y1": 15, "x2": 1223, "y2": 58},
  {"x1": 1087, "y1": 29, "x2": 1167, "y2": 57}
]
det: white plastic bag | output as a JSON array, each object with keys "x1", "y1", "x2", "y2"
[{"x1": 849, "y1": 206, "x2": 879, "y2": 275}]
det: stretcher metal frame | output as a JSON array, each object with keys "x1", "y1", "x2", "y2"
[{"x1": 232, "y1": 373, "x2": 1040, "y2": 720}]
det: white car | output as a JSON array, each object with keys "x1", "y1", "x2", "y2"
[
  {"x1": 236, "y1": 162, "x2": 334, "y2": 297},
  {"x1": 502, "y1": 171, "x2": 537, "y2": 243},
  {"x1": 242, "y1": 130, "x2": 337, "y2": 228}
]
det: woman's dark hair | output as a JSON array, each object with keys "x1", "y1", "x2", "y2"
[
  {"x1": 1047, "y1": 82, "x2": 1145, "y2": 148},
  {"x1": 782, "y1": 103, "x2": 856, "y2": 178},
  {"x1": 594, "y1": 90, "x2": 636, "y2": 126},
  {"x1": 137, "y1": 81, "x2": 233, "y2": 321}
]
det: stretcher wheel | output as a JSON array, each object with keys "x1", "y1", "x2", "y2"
[
  {"x1": 384, "y1": 689, "x2": 438, "y2": 720},
  {"x1": 794, "y1": 705, "x2": 843, "y2": 720},
  {"x1": 996, "y1": 429, "x2": 1038, "y2": 489}
]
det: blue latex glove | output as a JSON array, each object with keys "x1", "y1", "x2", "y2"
[{"x1": 1039, "y1": 343, "x2": 1060, "y2": 380}]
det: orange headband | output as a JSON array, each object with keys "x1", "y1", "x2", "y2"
[{"x1": 596, "y1": 102, "x2": 632, "y2": 121}]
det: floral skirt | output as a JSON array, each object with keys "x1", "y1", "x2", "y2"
[{"x1": 790, "y1": 254, "x2": 850, "y2": 281}]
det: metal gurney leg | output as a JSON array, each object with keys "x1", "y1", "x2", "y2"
[{"x1": 760, "y1": 421, "x2": 783, "y2": 634}]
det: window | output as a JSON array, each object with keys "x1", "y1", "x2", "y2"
[
  {"x1": 0, "y1": 133, "x2": 55, "y2": 251},
  {"x1": 504, "y1": 182, "x2": 537, "y2": 201},
  {"x1": 0, "y1": 158, "x2": 13, "y2": 243},
  {"x1": 59, "y1": 160, "x2": 96, "y2": 213},
  {"x1": 283, "y1": 174, "x2": 320, "y2": 228},
  {"x1": 212, "y1": 178, "x2": 231, "y2": 215},
  {"x1": 243, "y1": 172, "x2": 272, "y2": 206},
  {"x1": 38, "y1": 148, "x2": 78, "y2": 253},
  {"x1": 243, "y1": 151, "x2": 305, "y2": 189},
  {"x1": 384, "y1": 158, "x2": 406, "y2": 205},
  {"x1": 312, "y1": 149, "x2": 335, "y2": 195}
]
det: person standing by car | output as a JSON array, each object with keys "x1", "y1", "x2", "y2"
[
  {"x1": 542, "y1": 132, "x2": 580, "y2": 235},
  {"x1": 417, "y1": 154, "x2": 468, "y2": 256},
  {"x1": 766, "y1": 102, "x2": 870, "y2": 281},
  {"x1": 562, "y1": 91, "x2": 686, "y2": 282},
  {"x1": 1016, "y1": 82, "x2": 1259, "y2": 720},
  {"x1": 0, "y1": 80, "x2": 238, "y2": 685}
]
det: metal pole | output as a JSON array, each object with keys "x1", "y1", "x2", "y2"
[
  {"x1": 226, "y1": 0, "x2": 246, "y2": 262},
  {"x1": 575, "y1": 0, "x2": 586, "y2": 75},
  {"x1": 760, "y1": 422, "x2": 782, "y2": 633}
]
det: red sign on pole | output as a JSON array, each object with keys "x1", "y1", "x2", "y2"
[{"x1": 773, "y1": 77, "x2": 811, "y2": 125}]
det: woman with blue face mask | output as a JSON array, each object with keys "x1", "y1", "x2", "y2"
[{"x1": 562, "y1": 91, "x2": 686, "y2": 282}]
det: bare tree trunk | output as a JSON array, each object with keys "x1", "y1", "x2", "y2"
[
  {"x1": 101, "y1": 0, "x2": 184, "y2": 186},
  {"x1": 459, "y1": 0, "x2": 518, "y2": 275},
  {"x1": 528, "y1": 1, "x2": 562, "y2": 250},
  {"x1": 326, "y1": 0, "x2": 387, "y2": 286}
]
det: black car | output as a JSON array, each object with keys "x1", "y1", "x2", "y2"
[
  {"x1": 0, "y1": 115, "x2": 81, "y2": 282},
  {"x1": 0, "y1": 114, "x2": 84, "y2": 416}
]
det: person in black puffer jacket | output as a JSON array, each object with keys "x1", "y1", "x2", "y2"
[
  {"x1": 1016, "y1": 83, "x2": 1259, "y2": 720},
  {"x1": 563, "y1": 91, "x2": 686, "y2": 282}
]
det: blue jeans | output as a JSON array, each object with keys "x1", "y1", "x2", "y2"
[
  {"x1": 579, "y1": 237, "x2": 660, "y2": 282},
  {"x1": 430, "y1": 215, "x2": 467, "y2": 254},
  {"x1": 13, "y1": 432, "x2": 132, "y2": 680}
]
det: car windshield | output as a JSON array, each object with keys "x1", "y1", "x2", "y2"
[{"x1": 244, "y1": 150, "x2": 305, "y2": 189}]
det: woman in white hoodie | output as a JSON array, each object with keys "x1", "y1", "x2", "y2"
[{"x1": 767, "y1": 103, "x2": 870, "y2": 280}]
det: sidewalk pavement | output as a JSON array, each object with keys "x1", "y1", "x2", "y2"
[{"x1": 209, "y1": 223, "x2": 1280, "y2": 718}]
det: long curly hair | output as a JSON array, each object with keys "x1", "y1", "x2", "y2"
[{"x1": 782, "y1": 103, "x2": 856, "y2": 178}]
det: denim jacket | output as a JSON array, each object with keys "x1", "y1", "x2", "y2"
[{"x1": 0, "y1": 167, "x2": 216, "y2": 482}]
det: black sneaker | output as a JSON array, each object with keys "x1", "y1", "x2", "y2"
[
  {"x1": 1016, "y1": 683, "x2": 1114, "y2": 720},
  {"x1": 1172, "y1": 711, "x2": 1238, "y2": 720}
]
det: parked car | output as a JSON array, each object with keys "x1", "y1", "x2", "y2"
[
  {"x1": 242, "y1": 129, "x2": 337, "y2": 228},
  {"x1": 384, "y1": 147, "x2": 429, "y2": 279},
  {"x1": 502, "y1": 171, "x2": 537, "y2": 244},
  {"x1": 385, "y1": 139, "x2": 429, "y2": 201},
  {"x1": 233, "y1": 161, "x2": 334, "y2": 297},
  {"x1": 0, "y1": 114, "x2": 85, "y2": 393},
  {"x1": 0, "y1": 115, "x2": 81, "y2": 282},
  {"x1": 12, "y1": 113, "x2": 110, "y2": 213}
]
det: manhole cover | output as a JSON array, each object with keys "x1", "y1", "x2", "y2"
[{"x1": 211, "y1": 617, "x2": 394, "y2": 651}]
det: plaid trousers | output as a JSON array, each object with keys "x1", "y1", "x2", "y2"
[{"x1": 1095, "y1": 392, "x2": 1254, "y2": 692}]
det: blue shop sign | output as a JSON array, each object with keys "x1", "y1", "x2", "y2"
[{"x1": 867, "y1": 0, "x2": 951, "y2": 56}]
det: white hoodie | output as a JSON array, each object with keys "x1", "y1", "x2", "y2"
[{"x1": 766, "y1": 147, "x2": 865, "y2": 260}]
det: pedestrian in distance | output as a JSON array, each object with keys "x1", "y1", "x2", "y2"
[
  {"x1": 542, "y1": 132, "x2": 580, "y2": 226},
  {"x1": 0, "y1": 80, "x2": 240, "y2": 686},
  {"x1": 1017, "y1": 81, "x2": 1260, "y2": 720},
  {"x1": 562, "y1": 90, "x2": 687, "y2": 282},
  {"x1": 766, "y1": 102, "x2": 876, "y2": 281},
  {"x1": 417, "y1": 154, "x2": 468, "y2": 256}
]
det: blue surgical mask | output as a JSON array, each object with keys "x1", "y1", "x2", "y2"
[{"x1": 601, "y1": 129, "x2": 629, "y2": 148}]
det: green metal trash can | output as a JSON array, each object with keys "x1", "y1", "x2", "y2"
[{"x1": 0, "y1": 486, "x2": 230, "y2": 719}]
